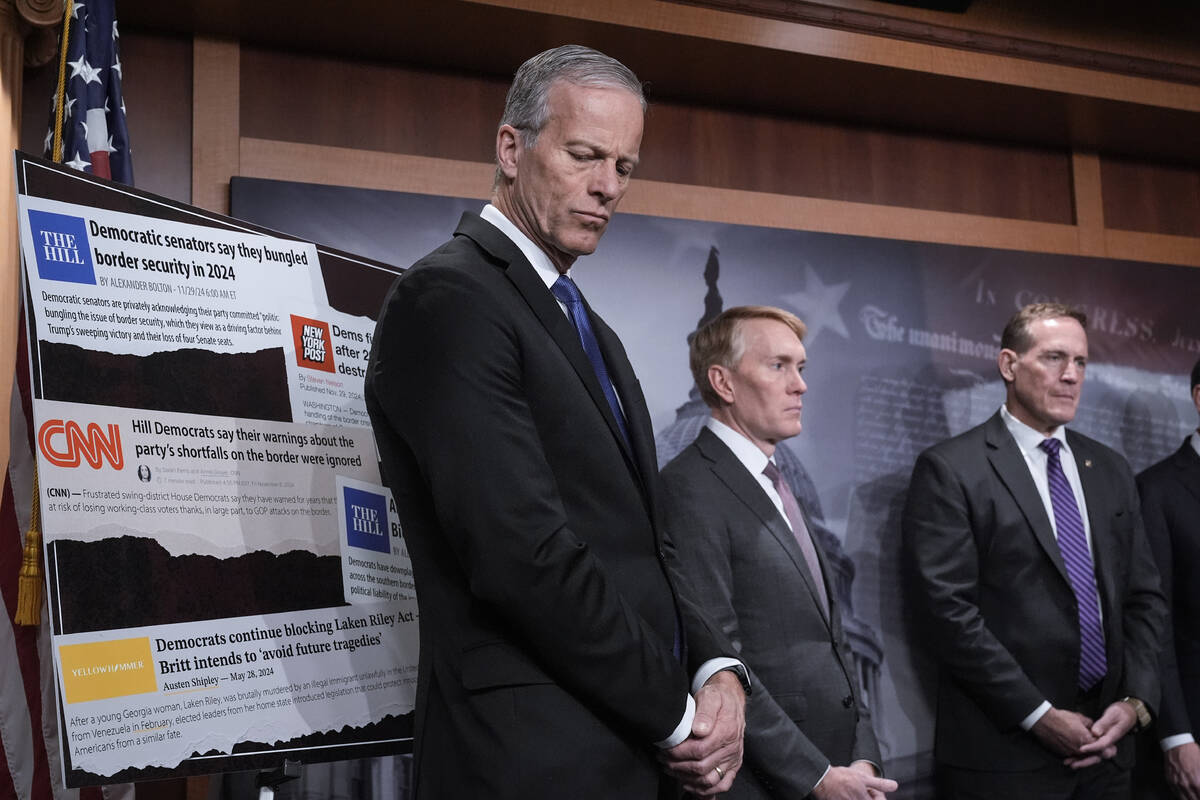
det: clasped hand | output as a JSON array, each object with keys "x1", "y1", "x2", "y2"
[
  {"x1": 659, "y1": 670, "x2": 746, "y2": 796},
  {"x1": 1031, "y1": 702, "x2": 1136, "y2": 769}
]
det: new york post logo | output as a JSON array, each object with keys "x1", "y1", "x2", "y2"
[
  {"x1": 343, "y1": 487, "x2": 389, "y2": 554},
  {"x1": 27, "y1": 210, "x2": 96, "y2": 285},
  {"x1": 290, "y1": 314, "x2": 336, "y2": 373},
  {"x1": 38, "y1": 419, "x2": 124, "y2": 470}
]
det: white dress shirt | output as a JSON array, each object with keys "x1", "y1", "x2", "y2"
[{"x1": 705, "y1": 418, "x2": 794, "y2": 529}]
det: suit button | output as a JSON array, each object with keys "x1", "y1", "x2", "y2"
[
  {"x1": 657, "y1": 549, "x2": 667, "y2": 561},
  {"x1": 842, "y1": 695, "x2": 853, "y2": 708}
]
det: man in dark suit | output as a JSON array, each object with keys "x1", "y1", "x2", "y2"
[
  {"x1": 1135, "y1": 357, "x2": 1200, "y2": 800},
  {"x1": 903, "y1": 302, "x2": 1165, "y2": 798},
  {"x1": 661, "y1": 306, "x2": 897, "y2": 800},
  {"x1": 364, "y1": 45, "x2": 746, "y2": 799}
]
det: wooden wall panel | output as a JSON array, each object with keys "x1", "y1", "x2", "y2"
[
  {"x1": 639, "y1": 103, "x2": 1074, "y2": 222},
  {"x1": 239, "y1": 47, "x2": 504, "y2": 165},
  {"x1": 192, "y1": 37, "x2": 239, "y2": 214},
  {"x1": 122, "y1": 34, "x2": 192, "y2": 203},
  {"x1": 237, "y1": 47, "x2": 1073, "y2": 223},
  {"x1": 1101, "y1": 157, "x2": 1200, "y2": 238}
]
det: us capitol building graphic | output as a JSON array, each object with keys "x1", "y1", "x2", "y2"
[{"x1": 653, "y1": 247, "x2": 886, "y2": 750}]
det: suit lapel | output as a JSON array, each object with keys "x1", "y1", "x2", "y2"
[
  {"x1": 984, "y1": 412, "x2": 1071, "y2": 585},
  {"x1": 591, "y1": 313, "x2": 659, "y2": 508},
  {"x1": 1068, "y1": 431, "x2": 1120, "y2": 619},
  {"x1": 453, "y1": 213, "x2": 644, "y2": 484},
  {"x1": 696, "y1": 429, "x2": 832, "y2": 629},
  {"x1": 1173, "y1": 439, "x2": 1200, "y2": 507}
]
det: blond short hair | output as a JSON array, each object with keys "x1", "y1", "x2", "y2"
[{"x1": 690, "y1": 306, "x2": 807, "y2": 408}]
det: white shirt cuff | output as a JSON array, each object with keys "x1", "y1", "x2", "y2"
[
  {"x1": 1162, "y1": 733, "x2": 1196, "y2": 751},
  {"x1": 691, "y1": 657, "x2": 744, "y2": 695},
  {"x1": 655, "y1": 693, "x2": 695, "y2": 749},
  {"x1": 811, "y1": 764, "x2": 832, "y2": 791},
  {"x1": 655, "y1": 658, "x2": 747, "y2": 750},
  {"x1": 1021, "y1": 701, "x2": 1051, "y2": 730}
]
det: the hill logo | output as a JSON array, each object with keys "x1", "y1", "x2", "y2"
[
  {"x1": 27, "y1": 209, "x2": 96, "y2": 285},
  {"x1": 38, "y1": 419, "x2": 124, "y2": 470},
  {"x1": 290, "y1": 314, "x2": 336, "y2": 373},
  {"x1": 343, "y1": 486, "x2": 389, "y2": 554}
]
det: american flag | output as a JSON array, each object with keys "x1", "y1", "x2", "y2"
[
  {"x1": 8, "y1": 1, "x2": 134, "y2": 797},
  {"x1": 44, "y1": 0, "x2": 133, "y2": 183}
]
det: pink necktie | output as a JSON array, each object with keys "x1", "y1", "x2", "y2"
[{"x1": 764, "y1": 461, "x2": 829, "y2": 616}]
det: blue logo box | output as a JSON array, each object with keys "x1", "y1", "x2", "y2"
[
  {"x1": 344, "y1": 486, "x2": 390, "y2": 554},
  {"x1": 27, "y1": 210, "x2": 96, "y2": 285}
]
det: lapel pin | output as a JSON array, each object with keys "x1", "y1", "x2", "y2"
[{"x1": 1084, "y1": 459, "x2": 1092, "y2": 468}]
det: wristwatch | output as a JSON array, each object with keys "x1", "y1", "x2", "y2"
[{"x1": 1121, "y1": 696, "x2": 1152, "y2": 731}]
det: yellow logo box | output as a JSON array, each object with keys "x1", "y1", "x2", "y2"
[{"x1": 59, "y1": 637, "x2": 157, "y2": 704}]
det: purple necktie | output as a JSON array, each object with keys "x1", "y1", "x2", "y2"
[
  {"x1": 551, "y1": 275, "x2": 631, "y2": 450},
  {"x1": 763, "y1": 461, "x2": 829, "y2": 616},
  {"x1": 1040, "y1": 438, "x2": 1107, "y2": 690}
]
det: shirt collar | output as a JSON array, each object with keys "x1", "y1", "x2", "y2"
[
  {"x1": 706, "y1": 417, "x2": 772, "y2": 476},
  {"x1": 480, "y1": 203, "x2": 566, "y2": 292},
  {"x1": 1190, "y1": 429, "x2": 1200, "y2": 459},
  {"x1": 1000, "y1": 403, "x2": 1068, "y2": 455}
]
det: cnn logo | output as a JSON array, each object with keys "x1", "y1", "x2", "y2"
[{"x1": 38, "y1": 419, "x2": 124, "y2": 470}]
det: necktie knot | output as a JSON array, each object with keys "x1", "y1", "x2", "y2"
[
  {"x1": 762, "y1": 460, "x2": 782, "y2": 484},
  {"x1": 1039, "y1": 438, "x2": 1062, "y2": 458},
  {"x1": 551, "y1": 275, "x2": 583, "y2": 308}
]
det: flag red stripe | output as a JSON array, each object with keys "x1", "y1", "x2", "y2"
[{"x1": 88, "y1": 151, "x2": 111, "y2": 182}]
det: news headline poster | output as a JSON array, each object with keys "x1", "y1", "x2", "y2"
[
  {"x1": 15, "y1": 154, "x2": 416, "y2": 787},
  {"x1": 232, "y1": 176, "x2": 1200, "y2": 798}
]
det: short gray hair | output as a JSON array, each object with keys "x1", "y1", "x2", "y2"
[
  {"x1": 1000, "y1": 302, "x2": 1087, "y2": 354},
  {"x1": 499, "y1": 45, "x2": 645, "y2": 150}
]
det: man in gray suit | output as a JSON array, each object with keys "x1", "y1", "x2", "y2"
[{"x1": 661, "y1": 305, "x2": 896, "y2": 799}]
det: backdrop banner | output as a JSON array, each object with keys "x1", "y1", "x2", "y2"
[{"x1": 232, "y1": 176, "x2": 1200, "y2": 796}]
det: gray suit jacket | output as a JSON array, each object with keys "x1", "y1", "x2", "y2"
[
  {"x1": 903, "y1": 411, "x2": 1165, "y2": 772},
  {"x1": 662, "y1": 426, "x2": 881, "y2": 798}
]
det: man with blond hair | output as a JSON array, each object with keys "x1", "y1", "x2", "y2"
[{"x1": 662, "y1": 305, "x2": 896, "y2": 799}]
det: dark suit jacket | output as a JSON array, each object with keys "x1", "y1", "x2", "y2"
[
  {"x1": 902, "y1": 411, "x2": 1165, "y2": 772},
  {"x1": 661, "y1": 427, "x2": 881, "y2": 798},
  {"x1": 365, "y1": 213, "x2": 729, "y2": 799},
  {"x1": 1138, "y1": 438, "x2": 1200, "y2": 740}
]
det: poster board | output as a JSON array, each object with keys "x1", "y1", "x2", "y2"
[{"x1": 15, "y1": 154, "x2": 416, "y2": 787}]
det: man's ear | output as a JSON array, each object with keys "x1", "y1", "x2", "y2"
[
  {"x1": 997, "y1": 348, "x2": 1018, "y2": 383},
  {"x1": 708, "y1": 365, "x2": 736, "y2": 405},
  {"x1": 496, "y1": 125, "x2": 522, "y2": 181},
  {"x1": 1191, "y1": 383, "x2": 1200, "y2": 418}
]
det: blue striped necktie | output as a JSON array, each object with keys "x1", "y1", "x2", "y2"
[
  {"x1": 551, "y1": 275, "x2": 631, "y2": 450},
  {"x1": 1040, "y1": 438, "x2": 1107, "y2": 690}
]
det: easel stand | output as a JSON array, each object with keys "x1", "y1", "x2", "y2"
[{"x1": 256, "y1": 760, "x2": 301, "y2": 800}]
